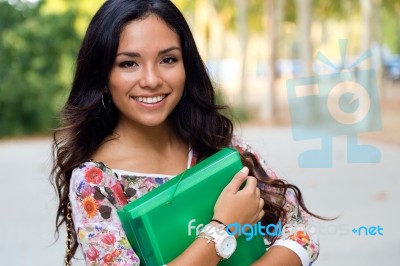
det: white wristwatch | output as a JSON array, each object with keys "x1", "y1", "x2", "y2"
[{"x1": 199, "y1": 223, "x2": 237, "y2": 259}]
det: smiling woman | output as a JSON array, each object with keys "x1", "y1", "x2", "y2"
[
  {"x1": 51, "y1": 1, "x2": 322, "y2": 266},
  {"x1": 108, "y1": 15, "x2": 185, "y2": 129}
]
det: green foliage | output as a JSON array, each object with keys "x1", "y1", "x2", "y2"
[
  {"x1": 381, "y1": 0, "x2": 400, "y2": 53},
  {"x1": 247, "y1": 0, "x2": 264, "y2": 32},
  {"x1": 313, "y1": 0, "x2": 359, "y2": 20},
  {"x1": 173, "y1": 0, "x2": 196, "y2": 14},
  {"x1": 211, "y1": 0, "x2": 264, "y2": 33},
  {"x1": 283, "y1": 0, "x2": 296, "y2": 22},
  {"x1": 0, "y1": 1, "x2": 80, "y2": 137},
  {"x1": 283, "y1": 0, "x2": 360, "y2": 23},
  {"x1": 212, "y1": 0, "x2": 236, "y2": 31}
]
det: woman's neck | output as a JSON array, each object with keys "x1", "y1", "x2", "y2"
[
  {"x1": 93, "y1": 118, "x2": 189, "y2": 175},
  {"x1": 113, "y1": 119, "x2": 179, "y2": 151}
]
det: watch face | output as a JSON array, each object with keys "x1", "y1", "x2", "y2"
[{"x1": 220, "y1": 236, "x2": 237, "y2": 256}]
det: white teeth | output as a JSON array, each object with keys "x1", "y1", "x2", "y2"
[{"x1": 134, "y1": 95, "x2": 166, "y2": 104}]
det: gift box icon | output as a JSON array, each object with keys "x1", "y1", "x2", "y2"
[{"x1": 286, "y1": 40, "x2": 382, "y2": 168}]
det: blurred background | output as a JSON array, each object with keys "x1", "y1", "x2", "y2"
[{"x1": 0, "y1": 0, "x2": 399, "y2": 265}]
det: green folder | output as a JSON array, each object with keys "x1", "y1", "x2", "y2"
[{"x1": 117, "y1": 148, "x2": 266, "y2": 266}]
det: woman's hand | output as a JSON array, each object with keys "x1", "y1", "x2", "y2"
[{"x1": 213, "y1": 167, "x2": 264, "y2": 228}]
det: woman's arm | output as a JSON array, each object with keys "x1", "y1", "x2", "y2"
[{"x1": 70, "y1": 163, "x2": 140, "y2": 265}]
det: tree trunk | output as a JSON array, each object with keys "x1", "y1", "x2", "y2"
[
  {"x1": 370, "y1": 0, "x2": 383, "y2": 97},
  {"x1": 296, "y1": 0, "x2": 313, "y2": 76},
  {"x1": 234, "y1": 0, "x2": 249, "y2": 110},
  {"x1": 397, "y1": 4, "x2": 400, "y2": 53},
  {"x1": 360, "y1": 0, "x2": 381, "y2": 90},
  {"x1": 295, "y1": 0, "x2": 316, "y2": 124},
  {"x1": 260, "y1": 0, "x2": 285, "y2": 122},
  {"x1": 193, "y1": 0, "x2": 209, "y2": 60},
  {"x1": 360, "y1": 0, "x2": 373, "y2": 66}
]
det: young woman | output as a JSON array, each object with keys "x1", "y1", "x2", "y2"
[{"x1": 51, "y1": 0, "x2": 320, "y2": 265}]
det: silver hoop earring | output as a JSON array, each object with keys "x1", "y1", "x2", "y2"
[{"x1": 101, "y1": 93, "x2": 111, "y2": 109}]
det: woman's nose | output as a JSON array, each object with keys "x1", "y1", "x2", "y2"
[{"x1": 139, "y1": 65, "x2": 162, "y2": 89}]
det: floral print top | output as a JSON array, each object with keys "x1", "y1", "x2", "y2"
[{"x1": 69, "y1": 136, "x2": 319, "y2": 266}]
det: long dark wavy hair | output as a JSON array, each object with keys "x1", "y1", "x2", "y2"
[{"x1": 51, "y1": 0, "x2": 326, "y2": 262}]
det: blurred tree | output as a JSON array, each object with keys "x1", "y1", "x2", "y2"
[
  {"x1": 314, "y1": 0, "x2": 358, "y2": 49},
  {"x1": 296, "y1": 0, "x2": 313, "y2": 76},
  {"x1": 260, "y1": 0, "x2": 285, "y2": 122},
  {"x1": 381, "y1": 0, "x2": 400, "y2": 54},
  {"x1": 210, "y1": 0, "x2": 235, "y2": 80},
  {"x1": 41, "y1": 0, "x2": 104, "y2": 36},
  {"x1": 210, "y1": 0, "x2": 264, "y2": 114},
  {"x1": 360, "y1": 0, "x2": 373, "y2": 56},
  {"x1": 234, "y1": 0, "x2": 249, "y2": 110},
  {"x1": 0, "y1": 0, "x2": 80, "y2": 136},
  {"x1": 174, "y1": 0, "x2": 196, "y2": 15},
  {"x1": 360, "y1": 0, "x2": 384, "y2": 94},
  {"x1": 0, "y1": 0, "x2": 108, "y2": 137}
]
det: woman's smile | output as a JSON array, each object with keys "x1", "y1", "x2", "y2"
[
  {"x1": 131, "y1": 94, "x2": 168, "y2": 105},
  {"x1": 129, "y1": 94, "x2": 171, "y2": 111}
]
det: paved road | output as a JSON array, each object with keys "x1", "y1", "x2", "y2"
[{"x1": 0, "y1": 126, "x2": 399, "y2": 265}]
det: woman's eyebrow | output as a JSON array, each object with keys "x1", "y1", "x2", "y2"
[
  {"x1": 158, "y1": 46, "x2": 181, "y2": 55},
  {"x1": 116, "y1": 51, "x2": 140, "y2": 57},
  {"x1": 116, "y1": 46, "x2": 181, "y2": 58}
]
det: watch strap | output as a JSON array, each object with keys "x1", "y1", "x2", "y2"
[
  {"x1": 210, "y1": 218, "x2": 232, "y2": 233},
  {"x1": 199, "y1": 223, "x2": 236, "y2": 259}
]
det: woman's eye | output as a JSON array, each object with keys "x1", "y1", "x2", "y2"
[
  {"x1": 161, "y1": 57, "x2": 178, "y2": 64},
  {"x1": 119, "y1": 61, "x2": 137, "y2": 68}
]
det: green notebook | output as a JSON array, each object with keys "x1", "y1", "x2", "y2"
[{"x1": 117, "y1": 148, "x2": 266, "y2": 266}]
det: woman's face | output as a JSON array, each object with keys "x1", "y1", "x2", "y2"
[{"x1": 108, "y1": 14, "x2": 186, "y2": 128}]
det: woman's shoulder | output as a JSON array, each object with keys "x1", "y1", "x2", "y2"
[
  {"x1": 70, "y1": 160, "x2": 128, "y2": 208},
  {"x1": 71, "y1": 160, "x2": 119, "y2": 187}
]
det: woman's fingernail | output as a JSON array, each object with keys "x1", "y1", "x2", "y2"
[{"x1": 240, "y1": 166, "x2": 249, "y2": 173}]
